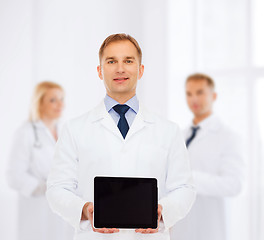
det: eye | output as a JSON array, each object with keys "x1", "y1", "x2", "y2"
[
  {"x1": 125, "y1": 60, "x2": 133, "y2": 64},
  {"x1": 50, "y1": 98, "x2": 57, "y2": 103},
  {"x1": 107, "y1": 60, "x2": 115, "y2": 64}
]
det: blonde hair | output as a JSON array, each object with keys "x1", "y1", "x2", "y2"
[
  {"x1": 99, "y1": 33, "x2": 142, "y2": 64},
  {"x1": 29, "y1": 81, "x2": 63, "y2": 121}
]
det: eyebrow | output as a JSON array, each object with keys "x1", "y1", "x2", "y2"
[
  {"x1": 125, "y1": 56, "x2": 136, "y2": 60},
  {"x1": 104, "y1": 56, "x2": 136, "y2": 61},
  {"x1": 197, "y1": 89, "x2": 204, "y2": 92},
  {"x1": 105, "y1": 57, "x2": 115, "y2": 61}
]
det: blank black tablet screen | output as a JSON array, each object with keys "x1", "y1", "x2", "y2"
[{"x1": 94, "y1": 176, "x2": 157, "y2": 229}]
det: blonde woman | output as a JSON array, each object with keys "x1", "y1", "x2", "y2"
[{"x1": 7, "y1": 81, "x2": 74, "y2": 240}]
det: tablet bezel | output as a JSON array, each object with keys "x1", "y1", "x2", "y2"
[{"x1": 94, "y1": 176, "x2": 158, "y2": 229}]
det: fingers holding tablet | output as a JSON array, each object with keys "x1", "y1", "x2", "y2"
[
  {"x1": 82, "y1": 202, "x2": 119, "y2": 234},
  {"x1": 135, "y1": 204, "x2": 162, "y2": 234},
  {"x1": 82, "y1": 201, "x2": 162, "y2": 234}
]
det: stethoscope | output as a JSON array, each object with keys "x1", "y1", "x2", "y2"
[{"x1": 32, "y1": 122, "x2": 42, "y2": 148}]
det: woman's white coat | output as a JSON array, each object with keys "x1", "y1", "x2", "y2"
[{"x1": 7, "y1": 121, "x2": 74, "y2": 240}]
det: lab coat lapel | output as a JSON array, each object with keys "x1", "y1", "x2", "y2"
[
  {"x1": 125, "y1": 112, "x2": 146, "y2": 140},
  {"x1": 90, "y1": 101, "x2": 155, "y2": 141},
  {"x1": 91, "y1": 101, "x2": 123, "y2": 140},
  {"x1": 193, "y1": 128, "x2": 207, "y2": 142},
  {"x1": 34, "y1": 121, "x2": 57, "y2": 145},
  {"x1": 192, "y1": 115, "x2": 220, "y2": 143},
  {"x1": 125, "y1": 104, "x2": 155, "y2": 141},
  {"x1": 101, "y1": 114, "x2": 122, "y2": 139}
]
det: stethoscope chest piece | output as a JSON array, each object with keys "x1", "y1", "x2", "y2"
[
  {"x1": 32, "y1": 122, "x2": 42, "y2": 149},
  {"x1": 34, "y1": 141, "x2": 42, "y2": 148}
]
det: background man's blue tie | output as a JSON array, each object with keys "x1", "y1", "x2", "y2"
[
  {"x1": 113, "y1": 104, "x2": 130, "y2": 139},
  {"x1": 185, "y1": 126, "x2": 200, "y2": 148}
]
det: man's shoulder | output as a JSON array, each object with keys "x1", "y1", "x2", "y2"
[
  {"x1": 140, "y1": 105, "x2": 180, "y2": 131},
  {"x1": 211, "y1": 116, "x2": 237, "y2": 134},
  {"x1": 200, "y1": 115, "x2": 241, "y2": 144},
  {"x1": 65, "y1": 101, "x2": 105, "y2": 129}
]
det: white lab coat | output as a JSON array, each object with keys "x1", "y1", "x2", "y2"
[
  {"x1": 170, "y1": 114, "x2": 245, "y2": 240},
  {"x1": 46, "y1": 101, "x2": 196, "y2": 240},
  {"x1": 7, "y1": 121, "x2": 74, "y2": 240}
]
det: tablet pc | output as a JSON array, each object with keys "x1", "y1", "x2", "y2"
[{"x1": 94, "y1": 176, "x2": 158, "y2": 229}]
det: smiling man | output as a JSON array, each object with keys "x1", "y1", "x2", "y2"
[{"x1": 46, "y1": 33, "x2": 196, "y2": 240}]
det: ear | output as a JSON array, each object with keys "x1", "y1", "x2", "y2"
[
  {"x1": 138, "y1": 64, "x2": 144, "y2": 80},
  {"x1": 213, "y1": 92, "x2": 217, "y2": 101},
  {"x1": 97, "y1": 65, "x2": 103, "y2": 80}
]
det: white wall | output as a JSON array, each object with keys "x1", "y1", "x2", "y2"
[
  {"x1": 1, "y1": 1, "x2": 263, "y2": 240},
  {"x1": 0, "y1": 1, "x2": 33, "y2": 239}
]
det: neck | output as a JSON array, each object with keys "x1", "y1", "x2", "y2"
[
  {"x1": 41, "y1": 117, "x2": 57, "y2": 129},
  {"x1": 40, "y1": 117, "x2": 58, "y2": 140},
  {"x1": 193, "y1": 111, "x2": 212, "y2": 125},
  {"x1": 108, "y1": 93, "x2": 136, "y2": 104},
  {"x1": 40, "y1": 117, "x2": 58, "y2": 134}
]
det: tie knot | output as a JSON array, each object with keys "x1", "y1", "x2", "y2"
[{"x1": 113, "y1": 104, "x2": 130, "y2": 115}]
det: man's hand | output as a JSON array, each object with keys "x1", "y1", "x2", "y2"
[
  {"x1": 82, "y1": 202, "x2": 119, "y2": 234},
  {"x1": 135, "y1": 204, "x2": 163, "y2": 234}
]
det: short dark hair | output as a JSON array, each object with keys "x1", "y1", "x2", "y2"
[
  {"x1": 99, "y1": 33, "x2": 142, "y2": 64},
  {"x1": 186, "y1": 73, "x2": 215, "y2": 90}
]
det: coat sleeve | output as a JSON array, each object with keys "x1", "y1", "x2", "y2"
[
  {"x1": 193, "y1": 133, "x2": 246, "y2": 197},
  {"x1": 6, "y1": 124, "x2": 44, "y2": 197},
  {"x1": 159, "y1": 125, "x2": 196, "y2": 230},
  {"x1": 46, "y1": 122, "x2": 87, "y2": 230}
]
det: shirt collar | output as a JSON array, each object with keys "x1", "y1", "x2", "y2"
[{"x1": 104, "y1": 94, "x2": 139, "y2": 114}]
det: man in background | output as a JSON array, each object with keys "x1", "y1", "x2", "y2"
[{"x1": 170, "y1": 73, "x2": 245, "y2": 240}]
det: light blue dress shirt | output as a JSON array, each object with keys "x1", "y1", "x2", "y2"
[{"x1": 104, "y1": 95, "x2": 139, "y2": 127}]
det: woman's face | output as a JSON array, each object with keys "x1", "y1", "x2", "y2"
[{"x1": 40, "y1": 88, "x2": 64, "y2": 120}]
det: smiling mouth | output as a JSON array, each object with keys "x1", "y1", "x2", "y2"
[{"x1": 113, "y1": 77, "x2": 129, "y2": 81}]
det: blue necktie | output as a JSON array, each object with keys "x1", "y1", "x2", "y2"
[
  {"x1": 113, "y1": 104, "x2": 130, "y2": 139},
  {"x1": 186, "y1": 126, "x2": 200, "y2": 148}
]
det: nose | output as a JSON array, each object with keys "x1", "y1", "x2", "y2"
[
  {"x1": 116, "y1": 62, "x2": 125, "y2": 73},
  {"x1": 190, "y1": 95, "x2": 197, "y2": 103},
  {"x1": 57, "y1": 99, "x2": 64, "y2": 108},
  {"x1": 187, "y1": 94, "x2": 196, "y2": 104}
]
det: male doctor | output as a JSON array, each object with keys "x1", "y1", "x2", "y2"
[
  {"x1": 170, "y1": 73, "x2": 245, "y2": 240},
  {"x1": 46, "y1": 33, "x2": 196, "y2": 240}
]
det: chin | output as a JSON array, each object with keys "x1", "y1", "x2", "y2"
[
  {"x1": 52, "y1": 114, "x2": 62, "y2": 119},
  {"x1": 191, "y1": 109, "x2": 199, "y2": 114},
  {"x1": 193, "y1": 111, "x2": 202, "y2": 116}
]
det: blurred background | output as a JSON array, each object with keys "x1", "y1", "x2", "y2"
[{"x1": 0, "y1": 0, "x2": 263, "y2": 239}]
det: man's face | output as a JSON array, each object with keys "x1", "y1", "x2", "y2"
[
  {"x1": 186, "y1": 79, "x2": 216, "y2": 117},
  {"x1": 97, "y1": 40, "x2": 144, "y2": 100}
]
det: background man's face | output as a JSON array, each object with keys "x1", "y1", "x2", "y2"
[
  {"x1": 186, "y1": 79, "x2": 216, "y2": 117},
  {"x1": 97, "y1": 40, "x2": 144, "y2": 100}
]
